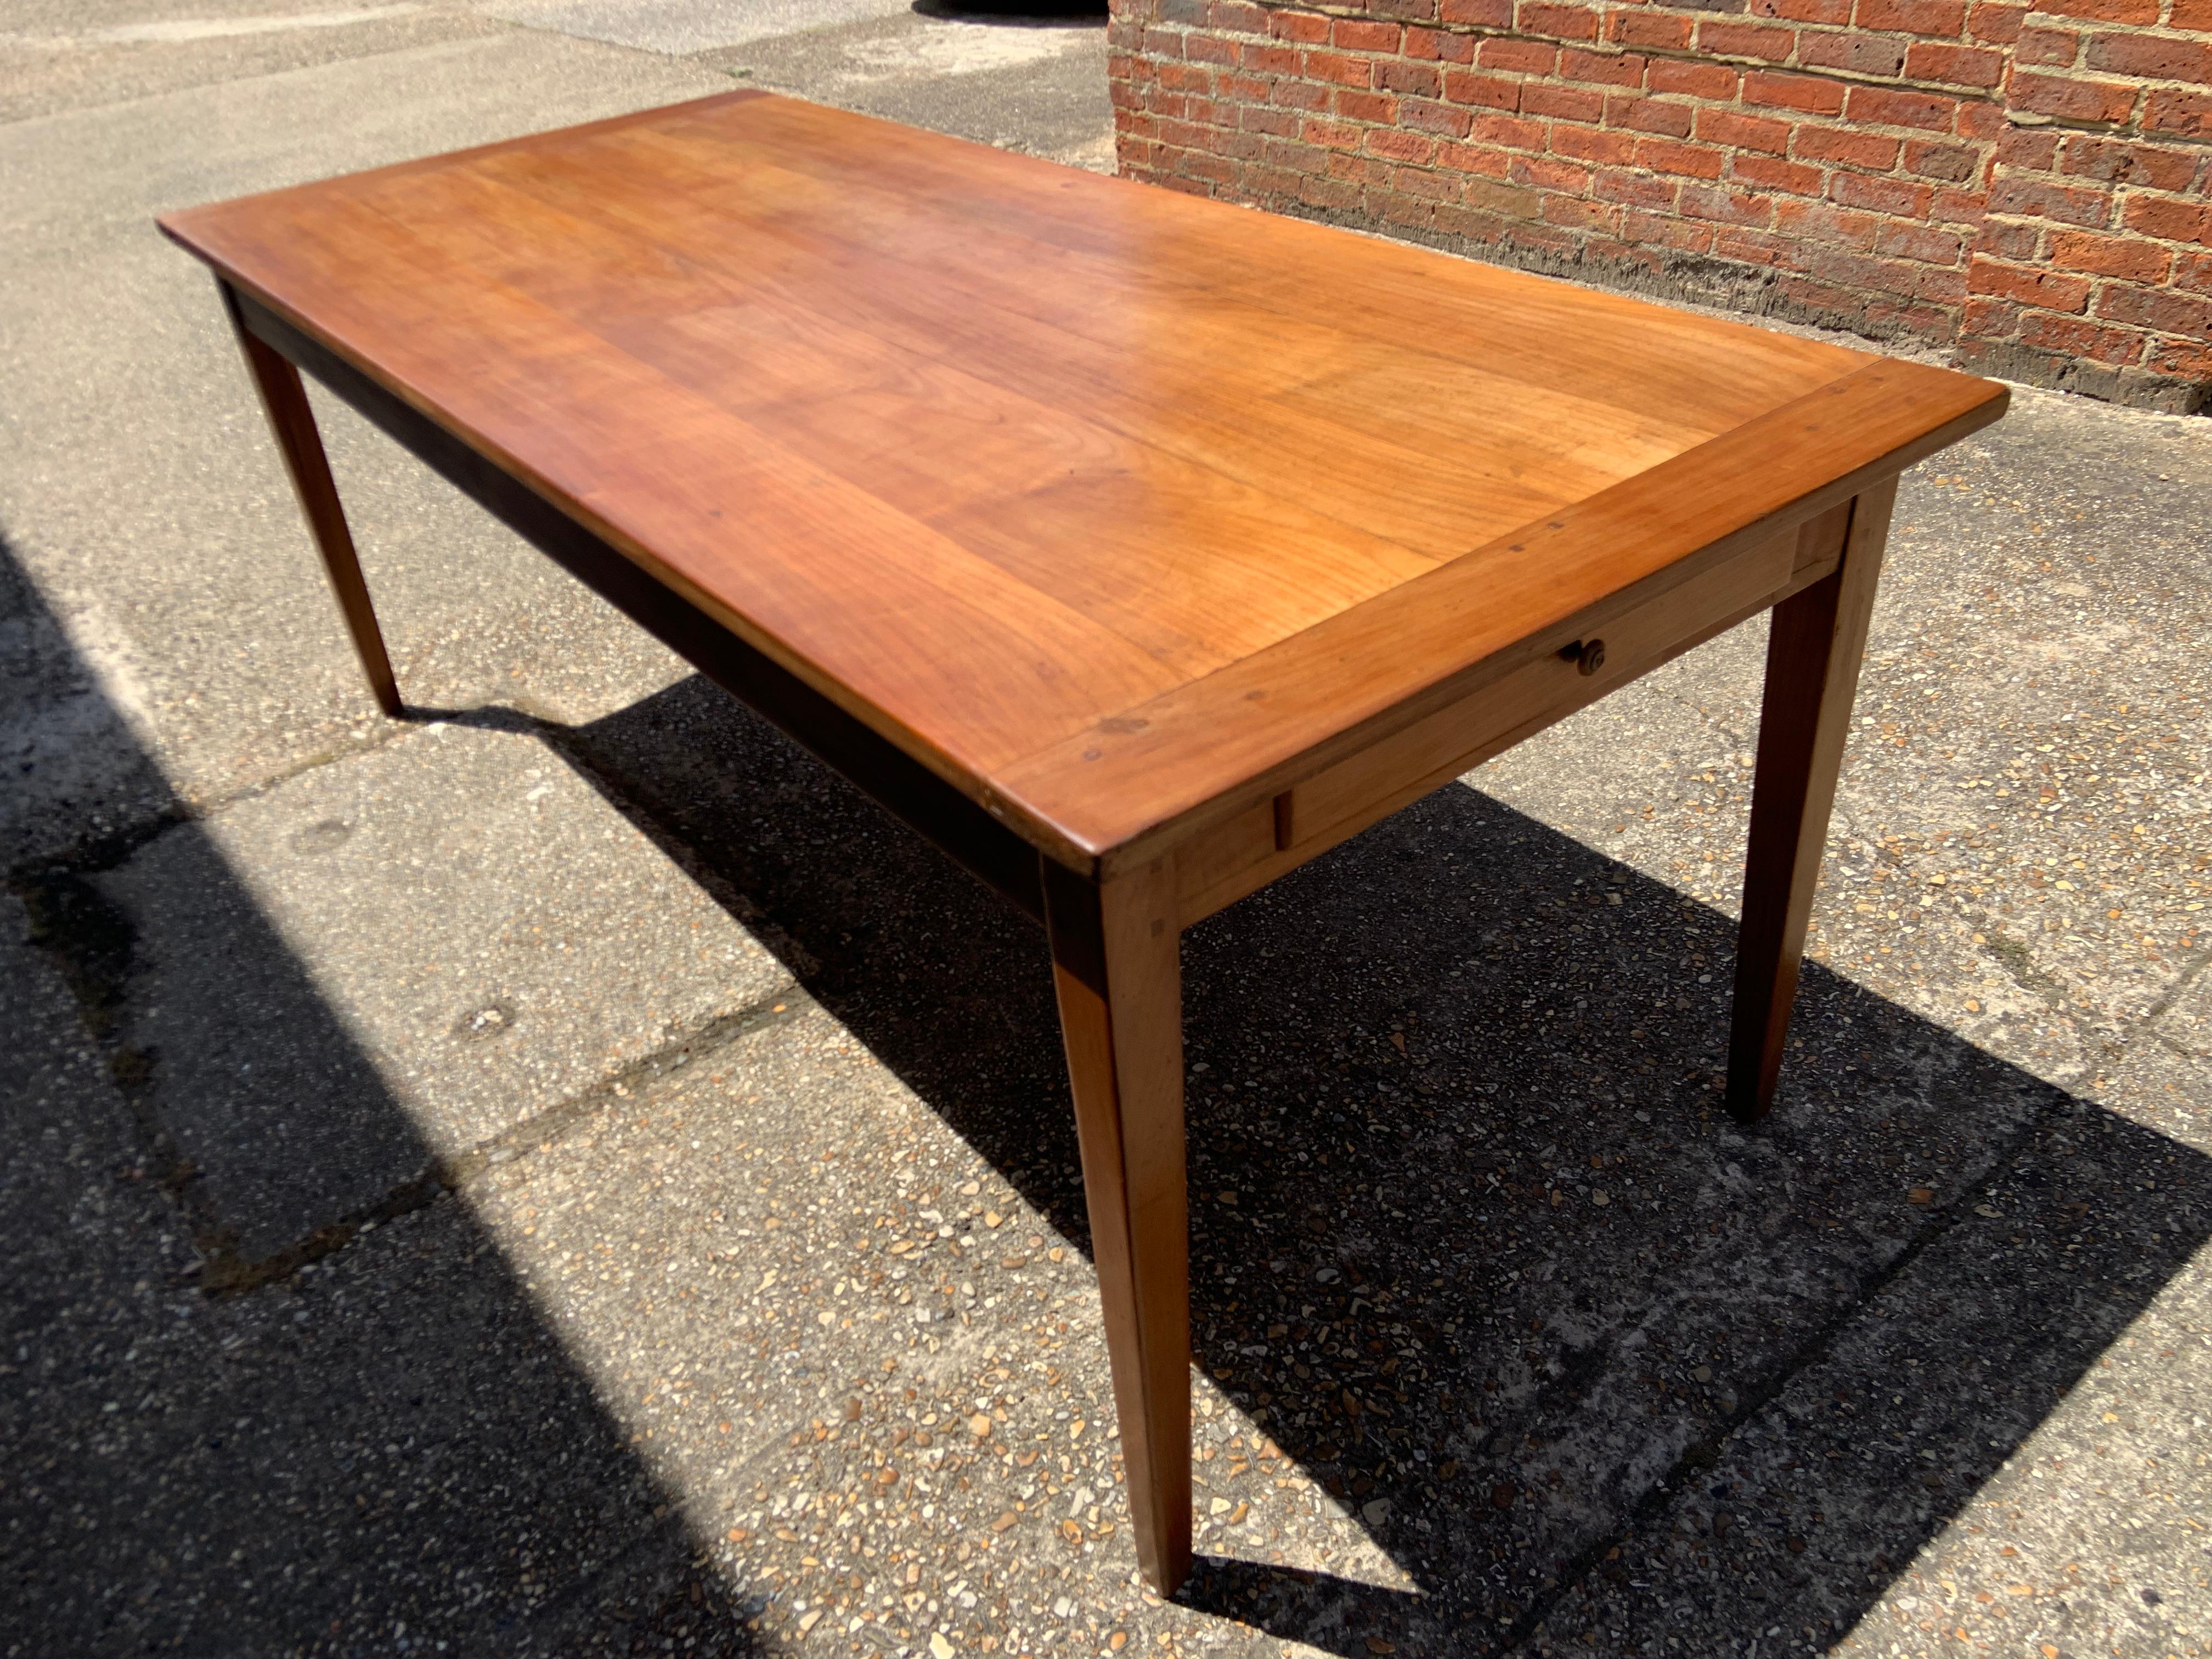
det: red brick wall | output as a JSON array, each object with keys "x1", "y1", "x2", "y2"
[{"x1": 1108, "y1": 0, "x2": 2212, "y2": 411}]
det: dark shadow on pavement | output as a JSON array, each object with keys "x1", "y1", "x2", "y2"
[
  {"x1": 555, "y1": 669, "x2": 2212, "y2": 1658},
  {"x1": 0, "y1": 535, "x2": 761, "y2": 1656}
]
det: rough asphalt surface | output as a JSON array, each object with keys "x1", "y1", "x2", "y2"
[{"x1": 3, "y1": 3, "x2": 2209, "y2": 1657}]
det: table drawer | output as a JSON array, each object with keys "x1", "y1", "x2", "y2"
[{"x1": 1176, "y1": 506, "x2": 1845, "y2": 925}]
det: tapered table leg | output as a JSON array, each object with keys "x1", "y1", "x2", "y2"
[
  {"x1": 1042, "y1": 855, "x2": 1192, "y2": 1595},
  {"x1": 1726, "y1": 477, "x2": 1898, "y2": 1122},
  {"x1": 218, "y1": 281, "x2": 402, "y2": 718}
]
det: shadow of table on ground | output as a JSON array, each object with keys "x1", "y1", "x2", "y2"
[
  {"x1": 1, "y1": 538, "x2": 762, "y2": 1655},
  {"x1": 555, "y1": 671, "x2": 2210, "y2": 1657}
]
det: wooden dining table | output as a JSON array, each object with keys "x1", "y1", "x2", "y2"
[{"x1": 160, "y1": 89, "x2": 2007, "y2": 1594}]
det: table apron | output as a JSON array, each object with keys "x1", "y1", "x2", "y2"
[
  {"x1": 225, "y1": 284, "x2": 1048, "y2": 926},
  {"x1": 1174, "y1": 496, "x2": 1856, "y2": 927}
]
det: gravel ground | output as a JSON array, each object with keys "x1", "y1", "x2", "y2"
[{"x1": 2, "y1": 4, "x2": 2208, "y2": 1657}]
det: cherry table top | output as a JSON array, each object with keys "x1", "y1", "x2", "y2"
[{"x1": 161, "y1": 90, "x2": 2006, "y2": 872}]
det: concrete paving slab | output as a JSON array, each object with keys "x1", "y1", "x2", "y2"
[
  {"x1": 83, "y1": 719, "x2": 792, "y2": 1262},
  {"x1": 0, "y1": 31, "x2": 726, "y2": 860},
  {"x1": 0, "y1": 3, "x2": 499, "y2": 125},
  {"x1": 481, "y1": 0, "x2": 915, "y2": 54},
  {"x1": 704, "y1": 5, "x2": 1114, "y2": 168}
]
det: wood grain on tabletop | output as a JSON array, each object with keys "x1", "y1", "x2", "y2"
[{"x1": 157, "y1": 90, "x2": 2004, "y2": 867}]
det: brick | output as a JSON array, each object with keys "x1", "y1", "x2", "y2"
[
  {"x1": 1327, "y1": 151, "x2": 1391, "y2": 185},
  {"x1": 1906, "y1": 42, "x2": 2006, "y2": 86},
  {"x1": 1523, "y1": 81, "x2": 1609, "y2": 121},
  {"x1": 1336, "y1": 88, "x2": 1399, "y2": 122},
  {"x1": 1158, "y1": 58, "x2": 1212, "y2": 91},
  {"x1": 1961, "y1": 294, "x2": 2023, "y2": 336},
  {"x1": 1877, "y1": 219, "x2": 1968, "y2": 262},
  {"x1": 2050, "y1": 229, "x2": 2172, "y2": 280},
  {"x1": 1987, "y1": 173, "x2": 2112, "y2": 225},
  {"x1": 1159, "y1": 0, "x2": 1210, "y2": 24},
  {"x1": 1142, "y1": 26, "x2": 1187, "y2": 57},
  {"x1": 1433, "y1": 201, "x2": 1510, "y2": 241},
  {"x1": 1378, "y1": 59, "x2": 1443, "y2": 96},
  {"x1": 1634, "y1": 136, "x2": 1730, "y2": 177},
  {"x1": 1756, "y1": 0, "x2": 1852, "y2": 23},
  {"x1": 1595, "y1": 166, "x2": 1683, "y2": 208},
  {"x1": 1931, "y1": 183, "x2": 1988, "y2": 223},
  {"x1": 1793, "y1": 125, "x2": 1901, "y2": 168},
  {"x1": 1696, "y1": 108, "x2": 1795, "y2": 153},
  {"x1": 2059, "y1": 136, "x2": 2198, "y2": 191},
  {"x1": 1400, "y1": 97, "x2": 1475, "y2": 137},
  {"x1": 1996, "y1": 128, "x2": 2062, "y2": 169},
  {"x1": 1296, "y1": 172, "x2": 1363, "y2": 208},
  {"x1": 1955, "y1": 100, "x2": 2008, "y2": 141},
  {"x1": 1391, "y1": 162, "x2": 1464, "y2": 199},
  {"x1": 1438, "y1": 0, "x2": 1513, "y2": 22},
  {"x1": 1543, "y1": 191, "x2": 1619, "y2": 229},
  {"x1": 2086, "y1": 32, "x2": 2212, "y2": 82},
  {"x1": 1241, "y1": 41, "x2": 1301, "y2": 73},
  {"x1": 1370, "y1": 0, "x2": 1441, "y2": 21},
  {"x1": 1854, "y1": 0, "x2": 1966, "y2": 33},
  {"x1": 1967, "y1": 0, "x2": 2026, "y2": 42},
  {"x1": 1713, "y1": 226, "x2": 1802, "y2": 267},
  {"x1": 1731, "y1": 151, "x2": 1827, "y2": 193},
  {"x1": 1180, "y1": 149, "x2": 1240, "y2": 183},
  {"x1": 1509, "y1": 152, "x2": 1595, "y2": 190},
  {"x1": 2018, "y1": 311, "x2": 2145, "y2": 363},
  {"x1": 1462, "y1": 175, "x2": 1543, "y2": 217},
  {"x1": 1308, "y1": 49, "x2": 1377, "y2": 86},
  {"x1": 1242, "y1": 161, "x2": 1306, "y2": 195},
  {"x1": 1610, "y1": 94, "x2": 1696, "y2": 136},
  {"x1": 1553, "y1": 123, "x2": 1639, "y2": 163},
  {"x1": 1610, "y1": 11, "x2": 1690, "y2": 48},
  {"x1": 1742, "y1": 70, "x2": 1844, "y2": 114},
  {"x1": 2012, "y1": 25, "x2": 2080, "y2": 66},
  {"x1": 2095, "y1": 284, "x2": 2211, "y2": 334},
  {"x1": 1844, "y1": 85, "x2": 1961, "y2": 131},
  {"x1": 1270, "y1": 9, "x2": 1331, "y2": 43},
  {"x1": 1478, "y1": 37, "x2": 1559, "y2": 73},
  {"x1": 1797, "y1": 30, "x2": 1907, "y2": 75},
  {"x1": 2142, "y1": 336, "x2": 2212, "y2": 381},
  {"x1": 1559, "y1": 46, "x2": 1647, "y2": 85},
  {"x1": 1968, "y1": 257, "x2": 2093, "y2": 309},
  {"x1": 2142, "y1": 89, "x2": 2212, "y2": 140},
  {"x1": 1442, "y1": 69, "x2": 1525, "y2": 110},
  {"x1": 1517, "y1": 0, "x2": 1603, "y2": 38},
  {"x1": 1680, "y1": 182, "x2": 1777, "y2": 224},
  {"x1": 1333, "y1": 17, "x2": 1402, "y2": 50},
  {"x1": 1610, "y1": 10, "x2": 1693, "y2": 48},
  {"x1": 2007, "y1": 71, "x2": 2137, "y2": 125},
  {"x1": 1696, "y1": 19, "x2": 1798, "y2": 56},
  {"x1": 2175, "y1": 0, "x2": 2212, "y2": 26},
  {"x1": 1242, "y1": 105, "x2": 1302, "y2": 137},
  {"x1": 1901, "y1": 141, "x2": 1982, "y2": 182},
  {"x1": 1186, "y1": 33, "x2": 1238, "y2": 65},
  {"x1": 1218, "y1": 72, "x2": 1271, "y2": 101},
  {"x1": 1365, "y1": 125, "x2": 1437, "y2": 161},
  {"x1": 2031, "y1": 0, "x2": 2157, "y2": 22},
  {"x1": 1649, "y1": 59, "x2": 1743, "y2": 99},
  {"x1": 1207, "y1": 0, "x2": 1269, "y2": 31},
  {"x1": 1301, "y1": 116, "x2": 1365, "y2": 148},
  {"x1": 2176, "y1": 250, "x2": 2212, "y2": 297},
  {"x1": 2123, "y1": 194, "x2": 2212, "y2": 245},
  {"x1": 1831, "y1": 170, "x2": 1935, "y2": 215},
  {"x1": 1973, "y1": 216, "x2": 2042, "y2": 257},
  {"x1": 1401, "y1": 26, "x2": 1474, "y2": 62},
  {"x1": 1622, "y1": 205, "x2": 1716, "y2": 251},
  {"x1": 1272, "y1": 78, "x2": 1332, "y2": 111},
  {"x1": 1469, "y1": 110, "x2": 1550, "y2": 147},
  {"x1": 1435, "y1": 138, "x2": 1515, "y2": 177}
]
